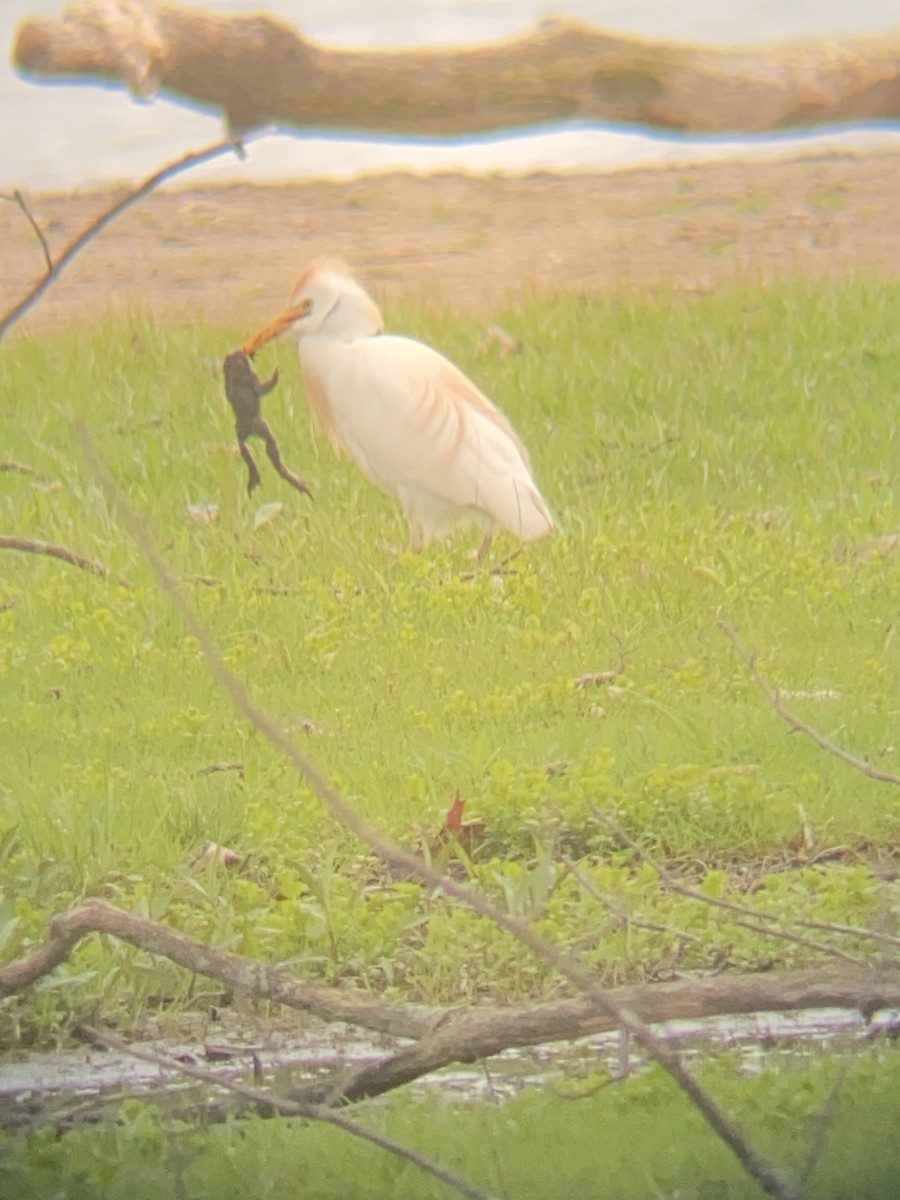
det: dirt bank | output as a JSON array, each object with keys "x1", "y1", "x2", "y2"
[{"x1": 3, "y1": 147, "x2": 900, "y2": 338}]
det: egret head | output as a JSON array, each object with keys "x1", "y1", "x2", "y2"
[{"x1": 243, "y1": 259, "x2": 383, "y2": 355}]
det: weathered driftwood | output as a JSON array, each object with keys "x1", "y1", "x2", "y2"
[
  {"x1": 13, "y1": 1, "x2": 900, "y2": 137},
  {"x1": 2, "y1": 900, "x2": 898, "y2": 1106}
]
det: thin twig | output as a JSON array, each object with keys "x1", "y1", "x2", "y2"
[
  {"x1": 81, "y1": 1027, "x2": 496, "y2": 1200},
  {"x1": 195, "y1": 761, "x2": 244, "y2": 777},
  {"x1": 564, "y1": 858, "x2": 703, "y2": 946},
  {"x1": 459, "y1": 548, "x2": 523, "y2": 582},
  {"x1": 2, "y1": 189, "x2": 53, "y2": 273},
  {"x1": 727, "y1": 919, "x2": 863, "y2": 965},
  {"x1": 0, "y1": 138, "x2": 245, "y2": 342},
  {"x1": 719, "y1": 620, "x2": 900, "y2": 787},
  {"x1": 0, "y1": 534, "x2": 133, "y2": 587},
  {"x1": 1, "y1": 460, "x2": 41, "y2": 476},
  {"x1": 788, "y1": 914, "x2": 900, "y2": 949},
  {"x1": 798, "y1": 1055, "x2": 854, "y2": 1197},
  {"x1": 79, "y1": 424, "x2": 800, "y2": 1200},
  {"x1": 593, "y1": 812, "x2": 885, "y2": 964}
]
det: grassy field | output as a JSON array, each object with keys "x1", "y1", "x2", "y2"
[
  {"x1": 2, "y1": 1047, "x2": 899, "y2": 1200},
  {"x1": 1, "y1": 279, "x2": 899, "y2": 1195},
  {"x1": 1, "y1": 280, "x2": 898, "y2": 1034}
]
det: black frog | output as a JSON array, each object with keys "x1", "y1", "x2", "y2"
[{"x1": 223, "y1": 350, "x2": 311, "y2": 499}]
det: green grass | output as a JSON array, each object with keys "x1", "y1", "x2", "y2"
[
  {"x1": 0, "y1": 279, "x2": 898, "y2": 1040},
  {"x1": 2, "y1": 1045, "x2": 899, "y2": 1199}
]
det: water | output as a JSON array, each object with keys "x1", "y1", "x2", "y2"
[
  {"x1": 2, "y1": 2, "x2": 900, "y2": 192},
  {"x1": 1, "y1": 1007, "x2": 897, "y2": 1123}
]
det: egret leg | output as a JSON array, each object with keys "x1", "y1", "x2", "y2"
[
  {"x1": 476, "y1": 531, "x2": 493, "y2": 562},
  {"x1": 407, "y1": 521, "x2": 425, "y2": 553}
]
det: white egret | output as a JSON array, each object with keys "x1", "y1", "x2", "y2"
[{"x1": 243, "y1": 259, "x2": 554, "y2": 554}]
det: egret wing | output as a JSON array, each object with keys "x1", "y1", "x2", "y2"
[{"x1": 300, "y1": 335, "x2": 553, "y2": 541}]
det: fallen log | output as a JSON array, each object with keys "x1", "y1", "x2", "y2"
[
  {"x1": 12, "y1": 2, "x2": 900, "y2": 137},
  {"x1": 2, "y1": 900, "x2": 899, "y2": 1107}
]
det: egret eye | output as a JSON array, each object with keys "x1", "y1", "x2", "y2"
[{"x1": 289, "y1": 297, "x2": 313, "y2": 320}]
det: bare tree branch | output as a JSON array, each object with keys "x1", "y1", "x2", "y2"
[
  {"x1": 78, "y1": 423, "x2": 807, "y2": 1200},
  {"x1": 13, "y1": 3, "x2": 900, "y2": 138},
  {"x1": 0, "y1": 899, "x2": 431, "y2": 1039},
  {"x1": 564, "y1": 857, "x2": 703, "y2": 948},
  {"x1": 719, "y1": 620, "x2": 900, "y2": 787},
  {"x1": 2, "y1": 190, "x2": 52, "y2": 274},
  {"x1": 0, "y1": 534, "x2": 134, "y2": 588},
  {"x1": 595, "y1": 811, "x2": 900, "y2": 955},
  {"x1": 5, "y1": 898, "x2": 897, "y2": 1072},
  {"x1": 798, "y1": 1055, "x2": 854, "y2": 1197},
  {"x1": 81, "y1": 1027, "x2": 497, "y2": 1200},
  {"x1": 295, "y1": 967, "x2": 900, "y2": 1110},
  {"x1": 0, "y1": 137, "x2": 245, "y2": 342},
  {"x1": 1, "y1": 461, "x2": 42, "y2": 477},
  {"x1": 788, "y1": 914, "x2": 900, "y2": 949},
  {"x1": 3, "y1": 897, "x2": 897, "y2": 1091}
]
